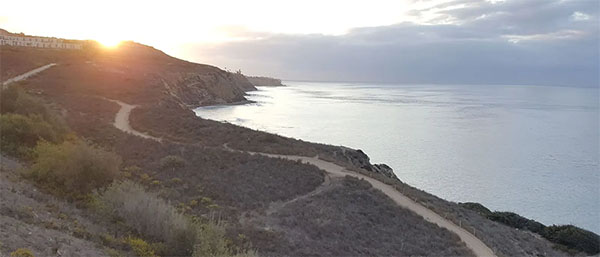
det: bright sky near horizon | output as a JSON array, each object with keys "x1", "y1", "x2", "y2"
[
  {"x1": 0, "y1": 0, "x2": 444, "y2": 49},
  {"x1": 1, "y1": 0, "x2": 598, "y2": 86}
]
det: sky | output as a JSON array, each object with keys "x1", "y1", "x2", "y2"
[{"x1": 1, "y1": 0, "x2": 598, "y2": 86}]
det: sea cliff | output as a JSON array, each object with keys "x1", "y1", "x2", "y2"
[{"x1": 246, "y1": 76, "x2": 285, "y2": 87}]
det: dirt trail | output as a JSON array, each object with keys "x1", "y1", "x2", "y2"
[
  {"x1": 114, "y1": 103, "x2": 496, "y2": 257},
  {"x1": 2, "y1": 63, "x2": 57, "y2": 88},
  {"x1": 223, "y1": 152, "x2": 497, "y2": 257},
  {"x1": 266, "y1": 169, "x2": 334, "y2": 216},
  {"x1": 107, "y1": 99, "x2": 162, "y2": 142}
]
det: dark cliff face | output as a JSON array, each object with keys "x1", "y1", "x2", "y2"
[
  {"x1": 160, "y1": 69, "x2": 255, "y2": 107},
  {"x1": 327, "y1": 147, "x2": 399, "y2": 181},
  {"x1": 247, "y1": 76, "x2": 285, "y2": 87},
  {"x1": 351, "y1": 149, "x2": 398, "y2": 180}
]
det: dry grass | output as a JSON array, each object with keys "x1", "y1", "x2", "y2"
[
  {"x1": 251, "y1": 176, "x2": 474, "y2": 257},
  {"x1": 99, "y1": 180, "x2": 196, "y2": 256}
]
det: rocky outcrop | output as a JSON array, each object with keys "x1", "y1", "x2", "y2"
[
  {"x1": 331, "y1": 147, "x2": 399, "y2": 181},
  {"x1": 372, "y1": 163, "x2": 396, "y2": 179},
  {"x1": 247, "y1": 76, "x2": 285, "y2": 87},
  {"x1": 88, "y1": 40, "x2": 257, "y2": 107},
  {"x1": 159, "y1": 69, "x2": 256, "y2": 107}
]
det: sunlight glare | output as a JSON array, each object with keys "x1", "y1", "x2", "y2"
[{"x1": 97, "y1": 38, "x2": 122, "y2": 48}]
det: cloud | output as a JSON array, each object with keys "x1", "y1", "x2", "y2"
[
  {"x1": 503, "y1": 29, "x2": 587, "y2": 43},
  {"x1": 571, "y1": 11, "x2": 592, "y2": 21},
  {"x1": 178, "y1": 0, "x2": 599, "y2": 87}
]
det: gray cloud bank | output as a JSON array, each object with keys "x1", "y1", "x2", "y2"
[{"x1": 183, "y1": 0, "x2": 599, "y2": 87}]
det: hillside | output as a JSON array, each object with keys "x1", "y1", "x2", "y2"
[
  {"x1": 246, "y1": 76, "x2": 285, "y2": 87},
  {"x1": 0, "y1": 32, "x2": 586, "y2": 257},
  {"x1": 1, "y1": 36, "x2": 255, "y2": 106}
]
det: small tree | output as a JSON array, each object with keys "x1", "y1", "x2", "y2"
[{"x1": 160, "y1": 155, "x2": 186, "y2": 172}]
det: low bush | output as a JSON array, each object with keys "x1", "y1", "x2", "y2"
[
  {"x1": 458, "y1": 202, "x2": 492, "y2": 216},
  {"x1": 10, "y1": 248, "x2": 34, "y2": 257},
  {"x1": 159, "y1": 155, "x2": 186, "y2": 172},
  {"x1": 542, "y1": 225, "x2": 600, "y2": 255},
  {"x1": 1, "y1": 85, "x2": 46, "y2": 117},
  {"x1": 193, "y1": 220, "x2": 257, "y2": 257},
  {"x1": 460, "y1": 202, "x2": 600, "y2": 255},
  {"x1": 0, "y1": 86, "x2": 69, "y2": 158},
  {"x1": 126, "y1": 237, "x2": 158, "y2": 257},
  {"x1": 99, "y1": 180, "x2": 196, "y2": 256},
  {"x1": 0, "y1": 114, "x2": 61, "y2": 157},
  {"x1": 0, "y1": 85, "x2": 68, "y2": 131},
  {"x1": 486, "y1": 211, "x2": 545, "y2": 234},
  {"x1": 26, "y1": 139, "x2": 121, "y2": 196},
  {"x1": 100, "y1": 180, "x2": 257, "y2": 257}
]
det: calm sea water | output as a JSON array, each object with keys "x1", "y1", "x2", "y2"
[{"x1": 194, "y1": 81, "x2": 600, "y2": 233}]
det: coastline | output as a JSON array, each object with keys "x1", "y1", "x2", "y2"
[
  {"x1": 195, "y1": 81, "x2": 600, "y2": 235},
  {"x1": 194, "y1": 91, "x2": 599, "y2": 255},
  {"x1": 194, "y1": 99, "x2": 256, "y2": 109}
]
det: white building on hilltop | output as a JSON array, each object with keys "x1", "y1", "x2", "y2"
[{"x1": 0, "y1": 35, "x2": 82, "y2": 49}]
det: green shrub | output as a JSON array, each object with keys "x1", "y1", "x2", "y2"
[
  {"x1": 461, "y1": 202, "x2": 600, "y2": 255},
  {"x1": 26, "y1": 140, "x2": 121, "y2": 196},
  {"x1": 1, "y1": 86, "x2": 46, "y2": 116},
  {"x1": 10, "y1": 248, "x2": 34, "y2": 257},
  {"x1": 458, "y1": 202, "x2": 492, "y2": 216},
  {"x1": 486, "y1": 212, "x2": 545, "y2": 234},
  {"x1": 126, "y1": 237, "x2": 158, "y2": 257},
  {"x1": 193, "y1": 219, "x2": 257, "y2": 257},
  {"x1": 200, "y1": 196, "x2": 213, "y2": 205},
  {"x1": 542, "y1": 225, "x2": 600, "y2": 255},
  {"x1": 0, "y1": 114, "x2": 61, "y2": 157},
  {"x1": 160, "y1": 155, "x2": 186, "y2": 172},
  {"x1": 0, "y1": 86, "x2": 68, "y2": 134},
  {"x1": 104, "y1": 248, "x2": 124, "y2": 257},
  {"x1": 139, "y1": 173, "x2": 151, "y2": 182},
  {"x1": 193, "y1": 220, "x2": 231, "y2": 257}
]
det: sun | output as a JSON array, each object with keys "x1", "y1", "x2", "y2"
[{"x1": 97, "y1": 38, "x2": 122, "y2": 48}]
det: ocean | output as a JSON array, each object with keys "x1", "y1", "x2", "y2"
[{"x1": 194, "y1": 81, "x2": 600, "y2": 233}]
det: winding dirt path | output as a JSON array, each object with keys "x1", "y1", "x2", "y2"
[
  {"x1": 266, "y1": 167, "x2": 334, "y2": 216},
  {"x1": 235, "y1": 147, "x2": 496, "y2": 257},
  {"x1": 113, "y1": 103, "x2": 496, "y2": 257},
  {"x1": 2, "y1": 63, "x2": 57, "y2": 89},
  {"x1": 107, "y1": 99, "x2": 162, "y2": 142}
]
